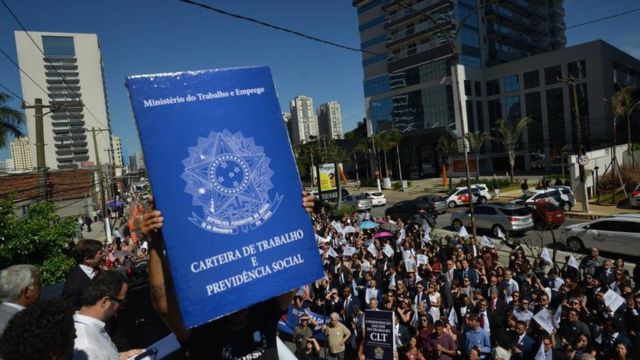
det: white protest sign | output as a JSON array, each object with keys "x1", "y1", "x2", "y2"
[
  {"x1": 603, "y1": 289, "x2": 626, "y2": 313},
  {"x1": 533, "y1": 309, "x2": 555, "y2": 334}
]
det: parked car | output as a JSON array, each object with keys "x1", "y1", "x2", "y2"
[
  {"x1": 364, "y1": 191, "x2": 387, "y2": 206},
  {"x1": 384, "y1": 200, "x2": 437, "y2": 226},
  {"x1": 630, "y1": 184, "x2": 640, "y2": 208},
  {"x1": 445, "y1": 187, "x2": 486, "y2": 208},
  {"x1": 512, "y1": 187, "x2": 573, "y2": 211},
  {"x1": 471, "y1": 184, "x2": 491, "y2": 199},
  {"x1": 344, "y1": 194, "x2": 373, "y2": 211},
  {"x1": 560, "y1": 214, "x2": 640, "y2": 255},
  {"x1": 414, "y1": 195, "x2": 448, "y2": 214},
  {"x1": 451, "y1": 204, "x2": 534, "y2": 237},
  {"x1": 526, "y1": 201, "x2": 566, "y2": 230}
]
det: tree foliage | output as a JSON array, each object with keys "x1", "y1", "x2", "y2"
[
  {"x1": 0, "y1": 197, "x2": 77, "y2": 285},
  {"x1": 492, "y1": 117, "x2": 532, "y2": 183},
  {"x1": 294, "y1": 136, "x2": 348, "y2": 184},
  {"x1": 0, "y1": 92, "x2": 24, "y2": 148}
]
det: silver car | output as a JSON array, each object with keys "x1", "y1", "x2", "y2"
[
  {"x1": 343, "y1": 194, "x2": 373, "y2": 211},
  {"x1": 560, "y1": 214, "x2": 640, "y2": 255},
  {"x1": 451, "y1": 204, "x2": 534, "y2": 237}
]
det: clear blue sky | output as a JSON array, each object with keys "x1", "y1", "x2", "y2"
[{"x1": 1, "y1": 0, "x2": 639, "y2": 162}]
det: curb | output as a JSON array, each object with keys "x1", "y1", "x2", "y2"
[{"x1": 565, "y1": 212, "x2": 607, "y2": 220}]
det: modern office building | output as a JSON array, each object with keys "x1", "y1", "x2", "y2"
[
  {"x1": 354, "y1": 0, "x2": 566, "y2": 177},
  {"x1": 9, "y1": 137, "x2": 33, "y2": 171},
  {"x1": 111, "y1": 136, "x2": 124, "y2": 169},
  {"x1": 15, "y1": 31, "x2": 112, "y2": 170},
  {"x1": 318, "y1": 101, "x2": 344, "y2": 140},
  {"x1": 135, "y1": 152, "x2": 145, "y2": 170},
  {"x1": 457, "y1": 40, "x2": 640, "y2": 173},
  {"x1": 289, "y1": 96, "x2": 319, "y2": 145}
]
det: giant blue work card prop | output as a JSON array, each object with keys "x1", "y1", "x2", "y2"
[{"x1": 126, "y1": 66, "x2": 323, "y2": 328}]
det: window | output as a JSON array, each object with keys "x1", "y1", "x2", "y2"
[
  {"x1": 486, "y1": 79, "x2": 500, "y2": 96},
  {"x1": 618, "y1": 221, "x2": 640, "y2": 233},
  {"x1": 466, "y1": 100, "x2": 475, "y2": 132},
  {"x1": 476, "y1": 101, "x2": 484, "y2": 133},
  {"x1": 42, "y1": 36, "x2": 75, "y2": 57},
  {"x1": 568, "y1": 60, "x2": 587, "y2": 79},
  {"x1": 546, "y1": 88, "x2": 566, "y2": 153},
  {"x1": 589, "y1": 221, "x2": 616, "y2": 231},
  {"x1": 505, "y1": 96, "x2": 521, "y2": 121},
  {"x1": 364, "y1": 75, "x2": 389, "y2": 97},
  {"x1": 464, "y1": 80, "x2": 472, "y2": 96},
  {"x1": 524, "y1": 70, "x2": 540, "y2": 89},
  {"x1": 544, "y1": 65, "x2": 562, "y2": 85},
  {"x1": 504, "y1": 74, "x2": 519, "y2": 92},
  {"x1": 475, "y1": 81, "x2": 482, "y2": 97},
  {"x1": 362, "y1": 54, "x2": 387, "y2": 67},
  {"x1": 525, "y1": 92, "x2": 543, "y2": 150},
  {"x1": 475, "y1": 206, "x2": 495, "y2": 215}
]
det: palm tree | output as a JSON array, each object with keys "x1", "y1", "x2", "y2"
[
  {"x1": 385, "y1": 128, "x2": 403, "y2": 181},
  {"x1": 375, "y1": 133, "x2": 393, "y2": 178},
  {"x1": 492, "y1": 117, "x2": 532, "y2": 183},
  {"x1": 436, "y1": 135, "x2": 459, "y2": 174},
  {"x1": 0, "y1": 93, "x2": 24, "y2": 148},
  {"x1": 610, "y1": 86, "x2": 636, "y2": 162},
  {"x1": 464, "y1": 131, "x2": 490, "y2": 181}
]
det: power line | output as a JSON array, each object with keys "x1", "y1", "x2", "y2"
[
  {"x1": 178, "y1": 0, "x2": 382, "y2": 56},
  {"x1": 0, "y1": 46, "x2": 49, "y2": 97},
  {"x1": 0, "y1": 0, "x2": 111, "y2": 131},
  {"x1": 566, "y1": 7, "x2": 640, "y2": 30}
]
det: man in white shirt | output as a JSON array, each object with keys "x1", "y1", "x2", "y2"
[
  {"x1": 73, "y1": 270, "x2": 142, "y2": 359},
  {"x1": 0, "y1": 264, "x2": 41, "y2": 337}
]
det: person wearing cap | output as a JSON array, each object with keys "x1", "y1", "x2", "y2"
[{"x1": 293, "y1": 314, "x2": 315, "y2": 356}]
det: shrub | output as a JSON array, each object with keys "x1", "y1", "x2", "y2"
[{"x1": 597, "y1": 164, "x2": 640, "y2": 192}]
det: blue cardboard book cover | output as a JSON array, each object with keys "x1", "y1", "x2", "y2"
[{"x1": 125, "y1": 66, "x2": 323, "y2": 328}]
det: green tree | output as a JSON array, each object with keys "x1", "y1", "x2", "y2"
[
  {"x1": 436, "y1": 135, "x2": 459, "y2": 170},
  {"x1": 0, "y1": 93, "x2": 24, "y2": 148},
  {"x1": 492, "y1": 117, "x2": 532, "y2": 183},
  {"x1": 375, "y1": 133, "x2": 393, "y2": 178},
  {"x1": 610, "y1": 86, "x2": 636, "y2": 160},
  {"x1": 0, "y1": 197, "x2": 77, "y2": 285},
  {"x1": 464, "y1": 132, "x2": 490, "y2": 181},
  {"x1": 385, "y1": 129, "x2": 403, "y2": 181}
]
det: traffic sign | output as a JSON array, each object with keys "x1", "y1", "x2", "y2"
[{"x1": 577, "y1": 155, "x2": 589, "y2": 166}]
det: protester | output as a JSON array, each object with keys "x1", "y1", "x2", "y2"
[
  {"x1": 61, "y1": 239, "x2": 104, "y2": 309},
  {"x1": 73, "y1": 270, "x2": 142, "y2": 359},
  {"x1": 323, "y1": 312, "x2": 351, "y2": 360},
  {"x1": 140, "y1": 192, "x2": 315, "y2": 359},
  {"x1": 0, "y1": 264, "x2": 41, "y2": 336},
  {"x1": 293, "y1": 314, "x2": 315, "y2": 356},
  {"x1": 0, "y1": 299, "x2": 75, "y2": 360}
]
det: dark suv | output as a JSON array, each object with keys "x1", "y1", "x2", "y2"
[
  {"x1": 414, "y1": 195, "x2": 448, "y2": 214},
  {"x1": 385, "y1": 200, "x2": 437, "y2": 226}
]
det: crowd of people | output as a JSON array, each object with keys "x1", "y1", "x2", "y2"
[
  {"x1": 291, "y1": 206, "x2": 640, "y2": 360},
  {"x1": 1, "y1": 190, "x2": 640, "y2": 360}
]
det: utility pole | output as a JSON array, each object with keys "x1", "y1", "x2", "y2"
[
  {"x1": 90, "y1": 127, "x2": 110, "y2": 240},
  {"x1": 559, "y1": 76, "x2": 590, "y2": 213},
  {"x1": 22, "y1": 98, "x2": 63, "y2": 201}
]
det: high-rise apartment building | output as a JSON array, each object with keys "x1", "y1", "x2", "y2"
[
  {"x1": 10, "y1": 137, "x2": 33, "y2": 171},
  {"x1": 318, "y1": 101, "x2": 344, "y2": 140},
  {"x1": 289, "y1": 96, "x2": 319, "y2": 145},
  {"x1": 111, "y1": 136, "x2": 124, "y2": 168},
  {"x1": 129, "y1": 155, "x2": 138, "y2": 172},
  {"x1": 15, "y1": 31, "x2": 112, "y2": 170}
]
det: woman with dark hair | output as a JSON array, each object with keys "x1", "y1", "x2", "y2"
[
  {"x1": 298, "y1": 337, "x2": 321, "y2": 360},
  {"x1": 403, "y1": 336, "x2": 426, "y2": 360},
  {"x1": 611, "y1": 341, "x2": 632, "y2": 360}
]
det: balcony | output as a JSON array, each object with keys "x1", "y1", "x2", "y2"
[
  {"x1": 45, "y1": 71, "x2": 79, "y2": 78},
  {"x1": 46, "y1": 78, "x2": 80, "y2": 85},
  {"x1": 385, "y1": 0, "x2": 453, "y2": 29},
  {"x1": 44, "y1": 64, "x2": 78, "y2": 71},
  {"x1": 485, "y1": 4, "x2": 546, "y2": 34},
  {"x1": 73, "y1": 155, "x2": 90, "y2": 162},
  {"x1": 503, "y1": 0, "x2": 545, "y2": 18},
  {"x1": 383, "y1": 0, "x2": 412, "y2": 11},
  {"x1": 387, "y1": 19, "x2": 454, "y2": 48},
  {"x1": 56, "y1": 149, "x2": 74, "y2": 156},
  {"x1": 43, "y1": 57, "x2": 76, "y2": 64},
  {"x1": 388, "y1": 43, "x2": 452, "y2": 72},
  {"x1": 487, "y1": 23, "x2": 546, "y2": 51}
]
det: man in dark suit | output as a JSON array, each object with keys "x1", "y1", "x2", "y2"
[
  {"x1": 61, "y1": 239, "x2": 104, "y2": 309},
  {"x1": 511, "y1": 321, "x2": 535, "y2": 360},
  {"x1": 457, "y1": 259, "x2": 478, "y2": 287},
  {"x1": 340, "y1": 284, "x2": 361, "y2": 326},
  {"x1": 487, "y1": 288, "x2": 507, "y2": 332},
  {"x1": 0, "y1": 265, "x2": 41, "y2": 337}
]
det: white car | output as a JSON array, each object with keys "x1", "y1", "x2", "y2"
[
  {"x1": 471, "y1": 184, "x2": 491, "y2": 199},
  {"x1": 365, "y1": 192, "x2": 387, "y2": 206},
  {"x1": 445, "y1": 187, "x2": 487, "y2": 208},
  {"x1": 560, "y1": 214, "x2": 640, "y2": 255},
  {"x1": 512, "y1": 188, "x2": 573, "y2": 211}
]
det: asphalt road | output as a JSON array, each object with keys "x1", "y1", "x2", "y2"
[{"x1": 365, "y1": 191, "x2": 640, "y2": 270}]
